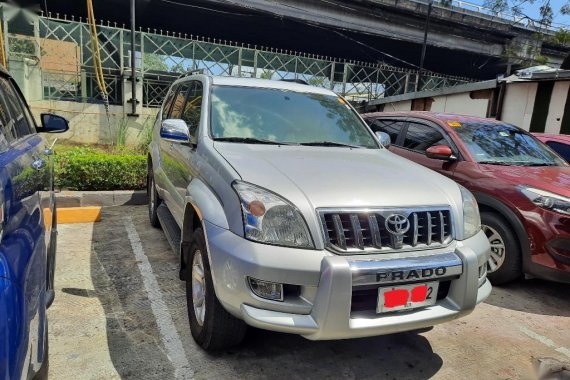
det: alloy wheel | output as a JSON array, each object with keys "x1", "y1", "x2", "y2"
[
  {"x1": 482, "y1": 224, "x2": 506, "y2": 273},
  {"x1": 192, "y1": 251, "x2": 206, "y2": 326}
]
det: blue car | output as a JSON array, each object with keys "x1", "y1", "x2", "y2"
[{"x1": 0, "y1": 67, "x2": 68, "y2": 379}]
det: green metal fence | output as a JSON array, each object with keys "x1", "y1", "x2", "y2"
[{"x1": 2, "y1": 7, "x2": 473, "y2": 107}]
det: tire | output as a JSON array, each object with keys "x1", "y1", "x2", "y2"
[
  {"x1": 148, "y1": 167, "x2": 160, "y2": 228},
  {"x1": 186, "y1": 228, "x2": 247, "y2": 350},
  {"x1": 481, "y1": 211, "x2": 522, "y2": 285},
  {"x1": 33, "y1": 321, "x2": 48, "y2": 380}
]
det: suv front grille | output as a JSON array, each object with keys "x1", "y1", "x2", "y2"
[{"x1": 319, "y1": 208, "x2": 453, "y2": 254}]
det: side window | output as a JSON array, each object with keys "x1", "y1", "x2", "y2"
[
  {"x1": 181, "y1": 81, "x2": 203, "y2": 138},
  {"x1": 403, "y1": 122, "x2": 448, "y2": 153},
  {"x1": 168, "y1": 83, "x2": 191, "y2": 119},
  {"x1": 546, "y1": 141, "x2": 570, "y2": 162},
  {"x1": 162, "y1": 85, "x2": 177, "y2": 118},
  {"x1": 0, "y1": 78, "x2": 33, "y2": 138},
  {"x1": 368, "y1": 119, "x2": 406, "y2": 145},
  {"x1": 0, "y1": 86, "x2": 16, "y2": 144}
]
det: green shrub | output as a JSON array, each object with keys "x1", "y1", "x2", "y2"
[{"x1": 55, "y1": 147, "x2": 146, "y2": 191}]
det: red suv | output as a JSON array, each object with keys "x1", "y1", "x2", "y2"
[{"x1": 362, "y1": 111, "x2": 570, "y2": 284}]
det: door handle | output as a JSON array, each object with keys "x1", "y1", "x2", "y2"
[{"x1": 31, "y1": 159, "x2": 46, "y2": 170}]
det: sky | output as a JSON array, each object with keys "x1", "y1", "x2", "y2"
[{"x1": 466, "y1": 0, "x2": 570, "y2": 28}]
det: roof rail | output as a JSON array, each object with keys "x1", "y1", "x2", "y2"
[
  {"x1": 280, "y1": 78, "x2": 309, "y2": 85},
  {"x1": 177, "y1": 68, "x2": 207, "y2": 79}
]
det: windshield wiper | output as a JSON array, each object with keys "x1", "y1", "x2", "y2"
[
  {"x1": 478, "y1": 160, "x2": 556, "y2": 167},
  {"x1": 299, "y1": 141, "x2": 362, "y2": 148},
  {"x1": 477, "y1": 161, "x2": 517, "y2": 166},
  {"x1": 517, "y1": 162, "x2": 557, "y2": 167},
  {"x1": 214, "y1": 137, "x2": 291, "y2": 145}
]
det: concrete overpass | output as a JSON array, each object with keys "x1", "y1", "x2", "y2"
[{"x1": 19, "y1": 0, "x2": 570, "y2": 79}]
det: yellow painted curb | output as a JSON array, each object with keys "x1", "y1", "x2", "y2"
[{"x1": 57, "y1": 207, "x2": 102, "y2": 224}]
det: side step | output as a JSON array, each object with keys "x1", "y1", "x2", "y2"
[{"x1": 157, "y1": 203, "x2": 181, "y2": 255}]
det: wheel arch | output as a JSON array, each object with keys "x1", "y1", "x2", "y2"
[
  {"x1": 473, "y1": 192, "x2": 531, "y2": 271},
  {"x1": 179, "y1": 179, "x2": 228, "y2": 280}
]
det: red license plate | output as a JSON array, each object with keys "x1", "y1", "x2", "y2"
[{"x1": 377, "y1": 282, "x2": 439, "y2": 313}]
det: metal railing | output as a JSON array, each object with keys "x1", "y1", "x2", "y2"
[{"x1": 2, "y1": 8, "x2": 473, "y2": 107}]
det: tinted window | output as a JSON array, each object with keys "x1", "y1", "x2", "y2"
[
  {"x1": 0, "y1": 78, "x2": 32, "y2": 138},
  {"x1": 403, "y1": 123, "x2": 447, "y2": 153},
  {"x1": 546, "y1": 141, "x2": 570, "y2": 162},
  {"x1": 162, "y1": 85, "x2": 177, "y2": 117},
  {"x1": 368, "y1": 119, "x2": 405, "y2": 145},
  {"x1": 181, "y1": 81, "x2": 202, "y2": 137},
  {"x1": 210, "y1": 86, "x2": 378, "y2": 148},
  {"x1": 0, "y1": 84, "x2": 16, "y2": 143},
  {"x1": 454, "y1": 122, "x2": 563, "y2": 166},
  {"x1": 168, "y1": 83, "x2": 191, "y2": 119}
]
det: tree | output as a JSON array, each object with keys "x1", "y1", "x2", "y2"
[
  {"x1": 143, "y1": 53, "x2": 168, "y2": 72},
  {"x1": 482, "y1": 0, "x2": 570, "y2": 67}
]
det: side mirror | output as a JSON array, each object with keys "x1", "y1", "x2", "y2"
[
  {"x1": 39, "y1": 113, "x2": 69, "y2": 133},
  {"x1": 375, "y1": 131, "x2": 391, "y2": 148},
  {"x1": 160, "y1": 119, "x2": 190, "y2": 143},
  {"x1": 426, "y1": 145, "x2": 455, "y2": 161}
]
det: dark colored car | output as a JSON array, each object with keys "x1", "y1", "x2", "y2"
[
  {"x1": 362, "y1": 111, "x2": 570, "y2": 285},
  {"x1": 534, "y1": 133, "x2": 570, "y2": 162},
  {"x1": 0, "y1": 67, "x2": 69, "y2": 378}
]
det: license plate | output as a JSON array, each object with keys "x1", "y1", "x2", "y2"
[{"x1": 377, "y1": 282, "x2": 439, "y2": 313}]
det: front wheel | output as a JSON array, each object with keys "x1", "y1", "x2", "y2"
[
  {"x1": 481, "y1": 211, "x2": 521, "y2": 285},
  {"x1": 186, "y1": 228, "x2": 247, "y2": 350},
  {"x1": 147, "y1": 167, "x2": 160, "y2": 228}
]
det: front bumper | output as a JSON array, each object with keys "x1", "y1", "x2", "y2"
[{"x1": 204, "y1": 221, "x2": 491, "y2": 340}]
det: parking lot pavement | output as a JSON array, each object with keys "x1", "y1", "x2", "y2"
[{"x1": 49, "y1": 205, "x2": 570, "y2": 380}]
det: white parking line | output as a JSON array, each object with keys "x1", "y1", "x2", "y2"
[
  {"x1": 519, "y1": 325, "x2": 570, "y2": 359},
  {"x1": 124, "y1": 217, "x2": 194, "y2": 380}
]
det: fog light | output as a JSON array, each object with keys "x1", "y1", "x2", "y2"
[{"x1": 248, "y1": 277, "x2": 283, "y2": 301}]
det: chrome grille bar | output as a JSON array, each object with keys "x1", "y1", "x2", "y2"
[
  {"x1": 350, "y1": 214, "x2": 364, "y2": 249},
  {"x1": 332, "y1": 214, "x2": 346, "y2": 249},
  {"x1": 368, "y1": 215, "x2": 382, "y2": 248},
  {"x1": 412, "y1": 212, "x2": 418, "y2": 247}
]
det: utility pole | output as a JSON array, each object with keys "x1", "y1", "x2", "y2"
[
  {"x1": 418, "y1": 0, "x2": 433, "y2": 91},
  {"x1": 130, "y1": 0, "x2": 138, "y2": 116}
]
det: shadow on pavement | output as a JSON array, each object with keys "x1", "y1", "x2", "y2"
[
  {"x1": 485, "y1": 278, "x2": 570, "y2": 317},
  {"x1": 211, "y1": 328, "x2": 443, "y2": 379},
  {"x1": 90, "y1": 207, "x2": 177, "y2": 379}
]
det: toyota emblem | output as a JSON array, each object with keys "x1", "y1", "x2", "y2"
[{"x1": 385, "y1": 214, "x2": 410, "y2": 236}]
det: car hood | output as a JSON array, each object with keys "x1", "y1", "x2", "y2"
[
  {"x1": 213, "y1": 143, "x2": 462, "y2": 209},
  {"x1": 478, "y1": 164, "x2": 570, "y2": 197}
]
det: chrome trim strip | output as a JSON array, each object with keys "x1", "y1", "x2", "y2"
[
  {"x1": 350, "y1": 252, "x2": 463, "y2": 285},
  {"x1": 412, "y1": 212, "x2": 418, "y2": 247},
  {"x1": 439, "y1": 211, "x2": 445, "y2": 243},
  {"x1": 426, "y1": 211, "x2": 432, "y2": 245}
]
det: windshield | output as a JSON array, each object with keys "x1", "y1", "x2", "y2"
[
  {"x1": 453, "y1": 122, "x2": 564, "y2": 166},
  {"x1": 210, "y1": 86, "x2": 379, "y2": 148}
]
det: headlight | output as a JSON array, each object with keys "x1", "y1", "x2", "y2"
[
  {"x1": 460, "y1": 185, "x2": 481, "y2": 239},
  {"x1": 232, "y1": 181, "x2": 314, "y2": 248},
  {"x1": 519, "y1": 186, "x2": 570, "y2": 215}
]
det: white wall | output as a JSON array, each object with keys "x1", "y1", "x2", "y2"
[
  {"x1": 501, "y1": 82, "x2": 538, "y2": 130},
  {"x1": 29, "y1": 100, "x2": 158, "y2": 146},
  {"x1": 430, "y1": 93, "x2": 489, "y2": 116},
  {"x1": 544, "y1": 81, "x2": 570, "y2": 134},
  {"x1": 384, "y1": 100, "x2": 412, "y2": 111}
]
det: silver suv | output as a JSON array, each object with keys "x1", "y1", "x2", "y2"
[{"x1": 148, "y1": 74, "x2": 492, "y2": 350}]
